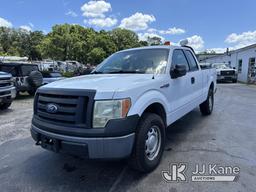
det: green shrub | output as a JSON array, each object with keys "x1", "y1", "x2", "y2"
[{"x1": 61, "y1": 71, "x2": 75, "y2": 77}]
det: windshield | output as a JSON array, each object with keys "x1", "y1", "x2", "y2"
[
  {"x1": 93, "y1": 49, "x2": 169, "y2": 74},
  {"x1": 213, "y1": 64, "x2": 231, "y2": 69},
  {"x1": 0, "y1": 66, "x2": 17, "y2": 76}
]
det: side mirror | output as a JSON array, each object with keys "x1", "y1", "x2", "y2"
[{"x1": 170, "y1": 64, "x2": 187, "y2": 79}]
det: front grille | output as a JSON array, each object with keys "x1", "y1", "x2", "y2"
[
  {"x1": 35, "y1": 89, "x2": 96, "y2": 128},
  {"x1": 0, "y1": 90, "x2": 11, "y2": 96},
  {"x1": 221, "y1": 70, "x2": 235, "y2": 76},
  {"x1": 0, "y1": 79, "x2": 12, "y2": 88}
]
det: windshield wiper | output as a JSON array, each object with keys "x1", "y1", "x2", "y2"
[
  {"x1": 90, "y1": 71, "x2": 103, "y2": 74},
  {"x1": 107, "y1": 70, "x2": 144, "y2": 74}
]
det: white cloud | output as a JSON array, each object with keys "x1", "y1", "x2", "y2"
[
  {"x1": 20, "y1": 25, "x2": 32, "y2": 31},
  {"x1": 225, "y1": 30, "x2": 256, "y2": 48},
  {"x1": 66, "y1": 10, "x2": 78, "y2": 17},
  {"x1": 86, "y1": 17, "x2": 117, "y2": 28},
  {"x1": 186, "y1": 35, "x2": 204, "y2": 51},
  {"x1": 147, "y1": 28, "x2": 157, "y2": 33},
  {"x1": 81, "y1": 0, "x2": 111, "y2": 18},
  {"x1": 159, "y1": 27, "x2": 185, "y2": 35},
  {"x1": 0, "y1": 17, "x2": 13, "y2": 28},
  {"x1": 29, "y1": 22, "x2": 34, "y2": 28},
  {"x1": 119, "y1": 12, "x2": 156, "y2": 31},
  {"x1": 138, "y1": 32, "x2": 165, "y2": 42}
]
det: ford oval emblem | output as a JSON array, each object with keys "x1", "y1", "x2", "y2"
[{"x1": 46, "y1": 103, "x2": 58, "y2": 114}]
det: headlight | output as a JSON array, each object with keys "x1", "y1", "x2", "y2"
[
  {"x1": 217, "y1": 71, "x2": 221, "y2": 75},
  {"x1": 93, "y1": 98, "x2": 131, "y2": 128}
]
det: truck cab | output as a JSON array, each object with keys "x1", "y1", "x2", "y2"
[
  {"x1": 0, "y1": 71, "x2": 16, "y2": 110},
  {"x1": 31, "y1": 45, "x2": 216, "y2": 172}
]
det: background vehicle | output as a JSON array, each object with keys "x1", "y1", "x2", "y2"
[
  {"x1": 0, "y1": 71, "x2": 16, "y2": 110},
  {"x1": 42, "y1": 71, "x2": 65, "y2": 85},
  {"x1": 0, "y1": 63, "x2": 43, "y2": 95},
  {"x1": 31, "y1": 44, "x2": 216, "y2": 173},
  {"x1": 213, "y1": 63, "x2": 237, "y2": 83}
]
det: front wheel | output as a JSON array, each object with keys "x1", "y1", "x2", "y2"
[
  {"x1": 200, "y1": 88, "x2": 214, "y2": 115},
  {"x1": 129, "y1": 113, "x2": 165, "y2": 173},
  {"x1": 0, "y1": 102, "x2": 12, "y2": 110}
]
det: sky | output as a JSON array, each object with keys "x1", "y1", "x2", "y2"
[{"x1": 0, "y1": 0, "x2": 256, "y2": 52}]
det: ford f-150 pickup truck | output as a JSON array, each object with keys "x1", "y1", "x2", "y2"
[
  {"x1": 0, "y1": 71, "x2": 16, "y2": 110},
  {"x1": 212, "y1": 63, "x2": 237, "y2": 83},
  {"x1": 31, "y1": 43, "x2": 216, "y2": 172}
]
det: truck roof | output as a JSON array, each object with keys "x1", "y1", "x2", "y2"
[
  {"x1": 117, "y1": 45, "x2": 193, "y2": 53},
  {"x1": 0, "y1": 62, "x2": 38, "y2": 67}
]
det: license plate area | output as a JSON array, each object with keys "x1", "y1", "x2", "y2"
[{"x1": 40, "y1": 135, "x2": 60, "y2": 152}]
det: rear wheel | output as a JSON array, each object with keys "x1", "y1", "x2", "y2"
[
  {"x1": 28, "y1": 89, "x2": 37, "y2": 96},
  {"x1": 0, "y1": 102, "x2": 12, "y2": 110},
  {"x1": 232, "y1": 79, "x2": 237, "y2": 83},
  {"x1": 129, "y1": 113, "x2": 165, "y2": 173},
  {"x1": 200, "y1": 88, "x2": 214, "y2": 115}
]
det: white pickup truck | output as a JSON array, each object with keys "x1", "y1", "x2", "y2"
[{"x1": 31, "y1": 44, "x2": 216, "y2": 172}]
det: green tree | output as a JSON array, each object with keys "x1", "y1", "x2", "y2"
[
  {"x1": 87, "y1": 47, "x2": 106, "y2": 65},
  {"x1": 110, "y1": 28, "x2": 141, "y2": 51},
  {"x1": 38, "y1": 24, "x2": 97, "y2": 63},
  {"x1": 94, "y1": 30, "x2": 117, "y2": 56}
]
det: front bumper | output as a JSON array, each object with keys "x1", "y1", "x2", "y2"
[
  {"x1": 31, "y1": 125, "x2": 135, "y2": 159},
  {"x1": 217, "y1": 75, "x2": 237, "y2": 81},
  {"x1": 0, "y1": 87, "x2": 16, "y2": 102}
]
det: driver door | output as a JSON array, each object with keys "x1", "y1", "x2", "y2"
[{"x1": 164, "y1": 49, "x2": 191, "y2": 123}]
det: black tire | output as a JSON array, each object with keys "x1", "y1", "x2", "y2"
[
  {"x1": 0, "y1": 102, "x2": 12, "y2": 110},
  {"x1": 232, "y1": 79, "x2": 237, "y2": 83},
  {"x1": 28, "y1": 88, "x2": 37, "y2": 96},
  {"x1": 200, "y1": 88, "x2": 214, "y2": 115},
  {"x1": 129, "y1": 113, "x2": 166, "y2": 173},
  {"x1": 27, "y1": 71, "x2": 43, "y2": 87}
]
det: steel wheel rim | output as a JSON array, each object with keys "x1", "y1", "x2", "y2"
[{"x1": 145, "y1": 125, "x2": 161, "y2": 161}]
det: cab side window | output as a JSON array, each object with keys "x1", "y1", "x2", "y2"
[
  {"x1": 185, "y1": 50, "x2": 198, "y2": 71},
  {"x1": 171, "y1": 49, "x2": 189, "y2": 71}
]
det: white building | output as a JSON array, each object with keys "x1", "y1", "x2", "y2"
[{"x1": 201, "y1": 44, "x2": 256, "y2": 83}]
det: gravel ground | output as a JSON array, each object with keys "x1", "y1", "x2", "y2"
[
  {"x1": 0, "y1": 94, "x2": 33, "y2": 145},
  {"x1": 0, "y1": 83, "x2": 256, "y2": 192}
]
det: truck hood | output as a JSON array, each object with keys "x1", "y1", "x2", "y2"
[{"x1": 41, "y1": 74, "x2": 156, "y2": 98}]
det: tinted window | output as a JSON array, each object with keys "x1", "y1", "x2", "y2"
[
  {"x1": 21, "y1": 65, "x2": 38, "y2": 76},
  {"x1": 185, "y1": 50, "x2": 198, "y2": 71},
  {"x1": 0, "y1": 66, "x2": 17, "y2": 76},
  {"x1": 171, "y1": 49, "x2": 189, "y2": 71}
]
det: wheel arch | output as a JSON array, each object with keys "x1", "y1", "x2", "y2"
[
  {"x1": 142, "y1": 102, "x2": 167, "y2": 126},
  {"x1": 210, "y1": 82, "x2": 214, "y2": 89}
]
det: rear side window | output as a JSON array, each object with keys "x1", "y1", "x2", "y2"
[
  {"x1": 171, "y1": 49, "x2": 189, "y2": 71},
  {"x1": 185, "y1": 50, "x2": 198, "y2": 71},
  {"x1": 21, "y1": 65, "x2": 38, "y2": 76},
  {"x1": 0, "y1": 66, "x2": 17, "y2": 76}
]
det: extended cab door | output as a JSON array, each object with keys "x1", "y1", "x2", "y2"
[
  {"x1": 184, "y1": 49, "x2": 203, "y2": 104},
  {"x1": 166, "y1": 49, "x2": 192, "y2": 116}
]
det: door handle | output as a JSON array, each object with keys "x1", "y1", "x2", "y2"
[{"x1": 191, "y1": 77, "x2": 195, "y2": 84}]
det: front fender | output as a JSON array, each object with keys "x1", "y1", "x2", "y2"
[{"x1": 128, "y1": 89, "x2": 169, "y2": 117}]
